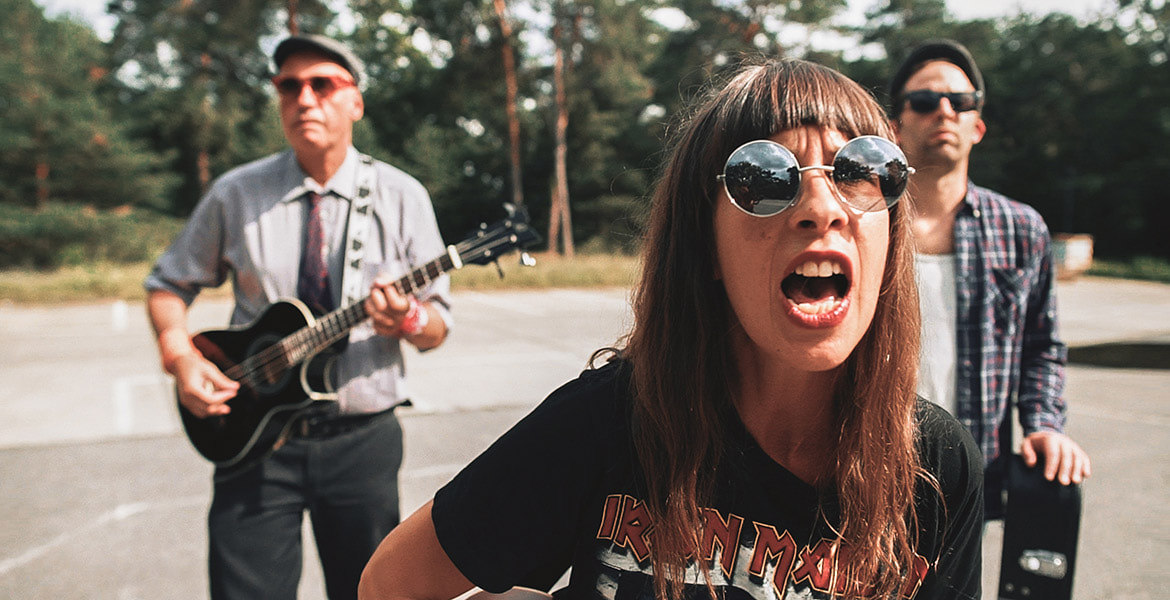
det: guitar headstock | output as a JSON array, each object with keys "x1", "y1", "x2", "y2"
[{"x1": 456, "y1": 203, "x2": 542, "y2": 267}]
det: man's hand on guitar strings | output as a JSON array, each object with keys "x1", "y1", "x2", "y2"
[
  {"x1": 173, "y1": 353, "x2": 240, "y2": 419},
  {"x1": 366, "y1": 275, "x2": 415, "y2": 338}
]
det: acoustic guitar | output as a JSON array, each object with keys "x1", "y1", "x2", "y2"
[{"x1": 178, "y1": 205, "x2": 540, "y2": 472}]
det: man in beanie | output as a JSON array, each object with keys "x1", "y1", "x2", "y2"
[
  {"x1": 889, "y1": 39, "x2": 1090, "y2": 519},
  {"x1": 145, "y1": 34, "x2": 452, "y2": 598}
]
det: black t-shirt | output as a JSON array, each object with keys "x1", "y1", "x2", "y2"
[{"x1": 433, "y1": 361, "x2": 983, "y2": 600}]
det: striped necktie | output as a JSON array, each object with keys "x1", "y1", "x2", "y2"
[{"x1": 297, "y1": 191, "x2": 334, "y2": 314}]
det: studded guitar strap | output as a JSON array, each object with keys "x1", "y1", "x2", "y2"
[
  {"x1": 340, "y1": 154, "x2": 376, "y2": 309},
  {"x1": 303, "y1": 154, "x2": 376, "y2": 404}
]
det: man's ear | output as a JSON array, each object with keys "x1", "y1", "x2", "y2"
[
  {"x1": 889, "y1": 117, "x2": 902, "y2": 141},
  {"x1": 350, "y1": 92, "x2": 365, "y2": 122},
  {"x1": 972, "y1": 116, "x2": 986, "y2": 145}
]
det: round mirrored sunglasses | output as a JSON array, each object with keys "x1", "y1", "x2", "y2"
[{"x1": 716, "y1": 136, "x2": 914, "y2": 217}]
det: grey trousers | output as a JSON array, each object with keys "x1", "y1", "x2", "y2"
[{"x1": 208, "y1": 410, "x2": 403, "y2": 600}]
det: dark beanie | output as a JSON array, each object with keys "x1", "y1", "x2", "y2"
[{"x1": 888, "y1": 39, "x2": 984, "y2": 107}]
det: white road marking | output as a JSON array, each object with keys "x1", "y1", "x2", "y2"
[
  {"x1": 0, "y1": 496, "x2": 204, "y2": 576},
  {"x1": 0, "y1": 462, "x2": 462, "y2": 576},
  {"x1": 111, "y1": 300, "x2": 129, "y2": 332},
  {"x1": 112, "y1": 374, "x2": 174, "y2": 435}
]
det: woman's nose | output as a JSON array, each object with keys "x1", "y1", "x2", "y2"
[{"x1": 788, "y1": 169, "x2": 848, "y2": 232}]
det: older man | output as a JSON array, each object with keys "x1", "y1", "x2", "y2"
[
  {"x1": 145, "y1": 35, "x2": 451, "y2": 599},
  {"x1": 888, "y1": 39, "x2": 1090, "y2": 518}
]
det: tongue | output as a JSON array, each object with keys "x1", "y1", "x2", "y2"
[{"x1": 787, "y1": 276, "x2": 838, "y2": 304}]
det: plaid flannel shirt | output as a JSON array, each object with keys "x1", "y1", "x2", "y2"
[{"x1": 952, "y1": 182, "x2": 1068, "y2": 466}]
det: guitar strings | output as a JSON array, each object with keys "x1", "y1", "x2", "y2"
[{"x1": 216, "y1": 230, "x2": 518, "y2": 388}]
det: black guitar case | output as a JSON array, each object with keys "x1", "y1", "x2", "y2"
[{"x1": 997, "y1": 453, "x2": 1083, "y2": 600}]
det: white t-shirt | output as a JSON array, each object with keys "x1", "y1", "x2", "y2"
[{"x1": 915, "y1": 253, "x2": 959, "y2": 417}]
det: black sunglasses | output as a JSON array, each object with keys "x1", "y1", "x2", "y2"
[
  {"x1": 716, "y1": 136, "x2": 914, "y2": 217},
  {"x1": 902, "y1": 90, "x2": 984, "y2": 114}
]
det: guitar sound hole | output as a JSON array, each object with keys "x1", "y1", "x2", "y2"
[{"x1": 245, "y1": 334, "x2": 292, "y2": 395}]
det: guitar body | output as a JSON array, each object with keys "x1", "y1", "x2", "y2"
[{"x1": 180, "y1": 299, "x2": 333, "y2": 469}]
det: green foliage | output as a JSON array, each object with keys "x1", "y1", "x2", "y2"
[
  {"x1": 0, "y1": 0, "x2": 180, "y2": 210},
  {"x1": 399, "y1": 120, "x2": 514, "y2": 243},
  {"x1": 847, "y1": 0, "x2": 1170, "y2": 260},
  {"x1": 0, "y1": 203, "x2": 183, "y2": 269},
  {"x1": 105, "y1": 0, "x2": 306, "y2": 214},
  {"x1": 2, "y1": 0, "x2": 1168, "y2": 264},
  {"x1": 549, "y1": 0, "x2": 662, "y2": 248}
]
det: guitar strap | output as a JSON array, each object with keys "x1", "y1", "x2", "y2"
[
  {"x1": 340, "y1": 154, "x2": 377, "y2": 309},
  {"x1": 302, "y1": 154, "x2": 375, "y2": 404}
]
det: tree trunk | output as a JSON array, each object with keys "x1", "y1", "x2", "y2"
[
  {"x1": 287, "y1": 0, "x2": 299, "y2": 35},
  {"x1": 550, "y1": 12, "x2": 574, "y2": 257},
  {"x1": 493, "y1": 0, "x2": 524, "y2": 208},
  {"x1": 197, "y1": 52, "x2": 213, "y2": 195},
  {"x1": 21, "y1": 24, "x2": 48, "y2": 210},
  {"x1": 35, "y1": 160, "x2": 49, "y2": 210}
]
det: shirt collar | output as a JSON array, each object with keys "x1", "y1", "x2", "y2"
[
  {"x1": 958, "y1": 179, "x2": 982, "y2": 217},
  {"x1": 279, "y1": 146, "x2": 361, "y2": 204}
]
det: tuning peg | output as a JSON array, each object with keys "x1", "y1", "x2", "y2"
[{"x1": 519, "y1": 252, "x2": 536, "y2": 267}]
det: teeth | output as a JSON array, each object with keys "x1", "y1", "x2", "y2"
[
  {"x1": 795, "y1": 298, "x2": 838, "y2": 314},
  {"x1": 795, "y1": 259, "x2": 844, "y2": 278}
]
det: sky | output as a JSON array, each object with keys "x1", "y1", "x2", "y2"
[{"x1": 35, "y1": 0, "x2": 1116, "y2": 44}]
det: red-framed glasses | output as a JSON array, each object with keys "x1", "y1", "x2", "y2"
[{"x1": 271, "y1": 75, "x2": 356, "y2": 99}]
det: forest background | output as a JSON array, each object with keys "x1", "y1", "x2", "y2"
[{"x1": 3, "y1": 0, "x2": 1169, "y2": 301}]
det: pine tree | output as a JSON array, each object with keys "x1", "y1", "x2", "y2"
[{"x1": 0, "y1": 0, "x2": 178, "y2": 210}]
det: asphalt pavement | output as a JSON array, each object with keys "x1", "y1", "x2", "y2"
[{"x1": 1, "y1": 277, "x2": 1167, "y2": 599}]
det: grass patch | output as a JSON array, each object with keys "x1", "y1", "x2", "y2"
[
  {"x1": 0, "y1": 263, "x2": 155, "y2": 304},
  {"x1": 1087, "y1": 256, "x2": 1170, "y2": 284},
  {"x1": 4, "y1": 231, "x2": 1166, "y2": 305},
  {"x1": 450, "y1": 252, "x2": 640, "y2": 290},
  {"x1": 0, "y1": 263, "x2": 232, "y2": 304},
  {"x1": 0, "y1": 253, "x2": 641, "y2": 304},
  {"x1": 0, "y1": 202, "x2": 642, "y2": 304},
  {"x1": 6, "y1": 253, "x2": 1167, "y2": 305}
]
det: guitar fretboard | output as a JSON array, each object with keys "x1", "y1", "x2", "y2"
[
  {"x1": 282, "y1": 252, "x2": 460, "y2": 365},
  {"x1": 223, "y1": 207, "x2": 535, "y2": 388}
]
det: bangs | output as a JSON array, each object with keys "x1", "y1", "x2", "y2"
[{"x1": 706, "y1": 60, "x2": 894, "y2": 168}]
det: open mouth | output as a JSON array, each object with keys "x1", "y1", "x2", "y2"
[{"x1": 781, "y1": 259, "x2": 850, "y2": 315}]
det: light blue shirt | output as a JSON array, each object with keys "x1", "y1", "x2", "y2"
[{"x1": 146, "y1": 147, "x2": 453, "y2": 413}]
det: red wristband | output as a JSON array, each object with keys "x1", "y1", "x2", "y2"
[{"x1": 399, "y1": 296, "x2": 429, "y2": 337}]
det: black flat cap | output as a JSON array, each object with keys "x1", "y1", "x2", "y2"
[
  {"x1": 889, "y1": 39, "x2": 984, "y2": 109},
  {"x1": 273, "y1": 34, "x2": 365, "y2": 86}
]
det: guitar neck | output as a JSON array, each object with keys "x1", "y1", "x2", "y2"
[{"x1": 284, "y1": 246, "x2": 463, "y2": 363}]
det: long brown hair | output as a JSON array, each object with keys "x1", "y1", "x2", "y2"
[{"x1": 621, "y1": 58, "x2": 924, "y2": 599}]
